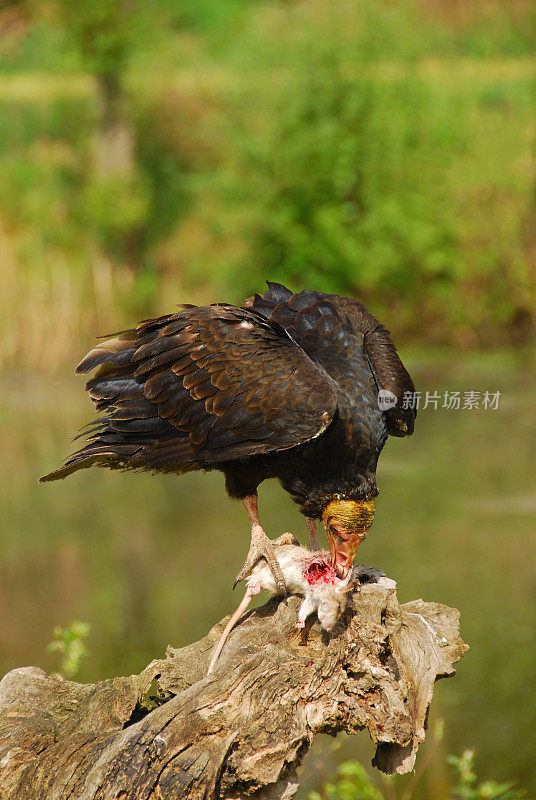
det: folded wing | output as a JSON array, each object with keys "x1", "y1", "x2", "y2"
[
  {"x1": 247, "y1": 282, "x2": 416, "y2": 437},
  {"x1": 40, "y1": 305, "x2": 338, "y2": 481}
]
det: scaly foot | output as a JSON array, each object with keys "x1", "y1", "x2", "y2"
[
  {"x1": 234, "y1": 524, "x2": 287, "y2": 594},
  {"x1": 306, "y1": 518, "x2": 319, "y2": 551}
]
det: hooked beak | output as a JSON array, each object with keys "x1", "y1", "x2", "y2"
[
  {"x1": 322, "y1": 499, "x2": 375, "y2": 579},
  {"x1": 327, "y1": 530, "x2": 360, "y2": 579}
]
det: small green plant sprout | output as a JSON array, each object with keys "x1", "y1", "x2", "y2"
[
  {"x1": 47, "y1": 620, "x2": 90, "y2": 679},
  {"x1": 308, "y1": 760, "x2": 384, "y2": 800},
  {"x1": 448, "y1": 750, "x2": 526, "y2": 800},
  {"x1": 309, "y1": 732, "x2": 528, "y2": 800}
]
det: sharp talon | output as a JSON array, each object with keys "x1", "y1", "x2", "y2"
[
  {"x1": 233, "y1": 554, "x2": 263, "y2": 590},
  {"x1": 239, "y1": 497, "x2": 289, "y2": 595},
  {"x1": 235, "y1": 522, "x2": 288, "y2": 594}
]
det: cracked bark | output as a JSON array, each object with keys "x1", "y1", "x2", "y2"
[{"x1": 0, "y1": 575, "x2": 467, "y2": 799}]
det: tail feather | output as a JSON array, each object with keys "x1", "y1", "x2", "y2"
[
  {"x1": 39, "y1": 418, "x2": 196, "y2": 482},
  {"x1": 75, "y1": 336, "x2": 138, "y2": 374},
  {"x1": 40, "y1": 314, "x2": 200, "y2": 482},
  {"x1": 39, "y1": 442, "x2": 144, "y2": 482}
]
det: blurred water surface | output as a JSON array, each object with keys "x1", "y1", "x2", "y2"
[{"x1": 1, "y1": 347, "x2": 535, "y2": 795}]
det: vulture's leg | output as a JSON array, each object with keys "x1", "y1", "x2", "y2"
[
  {"x1": 234, "y1": 494, "x2": 286, "y2": 594},
  {"x1": 306, "y1": 517, "x2": 319, "y2": 551}
]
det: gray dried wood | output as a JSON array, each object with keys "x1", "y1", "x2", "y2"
[{"x1": 0, "y1": 575, "x2": 467, "y2": 800}]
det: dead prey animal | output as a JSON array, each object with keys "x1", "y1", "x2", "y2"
[{"x1": 207, "y1": 543, "x2": 353, "y2": 674}]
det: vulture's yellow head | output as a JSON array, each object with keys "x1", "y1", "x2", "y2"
[{"x1": 322, "y1": 498, "x2": 375, "y2": 578}]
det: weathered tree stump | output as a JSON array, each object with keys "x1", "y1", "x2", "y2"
[{"x1": 0, "y1": 573, "x2": 467, "y2": 800}]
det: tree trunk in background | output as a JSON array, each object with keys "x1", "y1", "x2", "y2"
[
  {"x1": 0, "y1": 574, "x2": 468, "y2": 799},
  {"x1": 94, "y1": 71, "x2": 134, "y2": 178},
  {"x1": 92, "y1": 70, "x2": 141, "y2": 296}
]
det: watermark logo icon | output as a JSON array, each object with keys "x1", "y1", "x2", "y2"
[{"x1": 378, "y1": 389, "x2": 398, "y2": 410}]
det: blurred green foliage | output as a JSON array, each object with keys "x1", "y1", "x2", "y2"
[
  {"x1": 47, "y1": 620, "x2": 90, "y2": 679},
  {"x1": 308, "y1": 761, "x2": 384, "y2": 800},
  {"x1": 448, "y1": 751, "x2": 527, "y2": 800},
  {"x1": 207, "y1": 3, "x2": 463, "y2": 306},
  {"x1": 80, "y1": 170, "x2": 152, "y2": 252},
  {"x1": 309, "y1": 750, "x2": 527, "y2": 800},
  {"x1": 0, "y1": 0, "x2": 534, "y2": 370},
  {"x1": 54, "y1": 0, "x2": 155, "y2": 79},
  {"x1": 193, "y1": 1, "x2": 535, "y2": 340}
]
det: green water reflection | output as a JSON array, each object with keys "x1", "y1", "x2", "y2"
[{"x1": 1, "y1": 348, "x2": 535, "y2": 795}]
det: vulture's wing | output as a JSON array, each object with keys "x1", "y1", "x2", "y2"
[
  {"x1": 247, "y1": 282, "x2": 416, "y2": 438},
  {"x1": 360, "y1": 321, "x2": 416, "y2": 436},
  {"x1": 40, "y1": 305, "x2": 338, "y2": 480}
]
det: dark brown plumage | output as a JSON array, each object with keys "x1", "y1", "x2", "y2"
[{"x1": 41, "y1": 282, "x2": 416, "y2": 586}]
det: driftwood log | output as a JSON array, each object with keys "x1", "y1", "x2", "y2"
[{"x1": 0, "y1": 572, "x2": 467, "y2": 800}]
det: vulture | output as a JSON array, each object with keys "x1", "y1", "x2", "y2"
[{"x1": 40, "y1": 282, "x2": 416, "y2": 591}]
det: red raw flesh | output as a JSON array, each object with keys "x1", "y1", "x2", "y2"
[{"x1": 304, "y1": 560, "x2": 337, "y2": 585}]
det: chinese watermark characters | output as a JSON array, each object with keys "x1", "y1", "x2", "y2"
[
  {"x1": 398, "y1": 390, "x2": 501, "y2": 411},
  {"x1": 377, "y1": 390, "x2": 502, "y2": 411}
]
